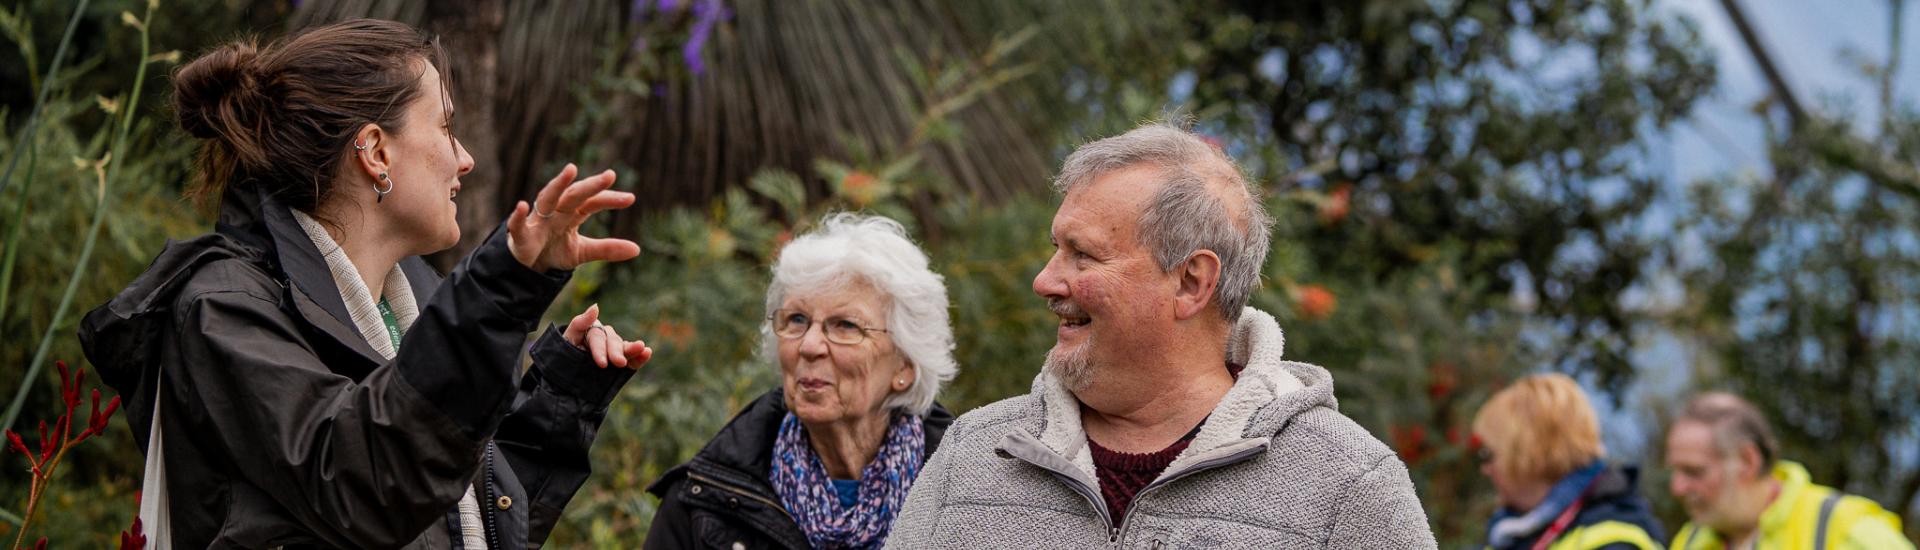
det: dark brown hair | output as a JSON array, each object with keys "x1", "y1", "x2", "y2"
[{"x1": 173, "y1": 19, "x2": 448, "y2": 211}]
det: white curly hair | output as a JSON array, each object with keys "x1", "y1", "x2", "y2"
[{"x1": 761, "y1": 213, "x2": 956, "y2": 415}]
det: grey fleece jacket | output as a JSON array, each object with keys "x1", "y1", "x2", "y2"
[{"x1": 885, "y1": 307, "x2": 1436, "y2": 549}]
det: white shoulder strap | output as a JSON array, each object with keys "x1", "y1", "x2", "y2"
[{"x1": 138, "y1": 376, "x2": 171, "y2": 549}]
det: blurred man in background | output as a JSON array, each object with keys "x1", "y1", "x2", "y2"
[{"x1": 1666, "y1": 392, "x2": 1913, "y2": 549}]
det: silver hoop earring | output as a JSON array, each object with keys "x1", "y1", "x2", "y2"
[
  {"x1": 352, "y1": 139, "x2": 371, "y2": 154},
  {"x1": 374, "y1": 172, "x2": 395, "y2": 203}
]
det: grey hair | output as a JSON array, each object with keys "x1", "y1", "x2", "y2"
[
  {"x1": 1675, "y1": 392, "x2": 1779, "y2": 470},
  {"x1": 761, "y1": 213, "x2": 956, "y2": 415},
  {"x1": 1053, "y1": 121, "x2": 1274, "y2": 322}
]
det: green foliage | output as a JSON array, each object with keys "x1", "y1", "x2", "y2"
[
  {"x1": 1675, "y1": 100, "x2": 1920, "y2": 532},
  {"x1": 0, "y1": 0, "x2": 206, "y2": 545},
  {"x1": 1178, "y1": 0, "x2": 1716, "y2": 394}
]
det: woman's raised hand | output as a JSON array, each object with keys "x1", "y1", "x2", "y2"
[
  {"x1": 564, "y1": 304, "x2": 653, "y2": 369},
  {"x1": 507, "y1": 163, "x2": 641, "y2": 272}
]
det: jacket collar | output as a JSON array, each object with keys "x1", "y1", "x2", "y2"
[
  {"x1": 290, "y1": 209, "x2": 423, "y2": 359},
  {"x1": 1018, "y1": 307, "x2": 1320, "y2": 481},
  {"x1": 663, "y1": 388, "x2": 956, "y2": 493},
  {"x1": 1758, "y1": 460, "x2": 1815, "y2": 535},
  {"x1": 1488, "y1": 461, "x2": 1608, "y2": 546},
  {"x1": 214, "y1": 182, "x2": 441, "y2": 367},
  {"x1": 647, "y1": 388, "x2": 954, "y2": 549}
]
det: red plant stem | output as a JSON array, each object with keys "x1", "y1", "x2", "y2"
[
  {"x1": 9, "y1": 380, "x2": 104, "y2": 550},
  {"x1": 6, "y1": 358, "x2": 118, "y2": 549},
  {"x1": 11, "y1": 432, "x2": 84, "y2": 550}
]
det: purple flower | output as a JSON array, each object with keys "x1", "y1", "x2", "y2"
[{"x1": 683, "y1": 0, "x2": 729, "y2": 75}]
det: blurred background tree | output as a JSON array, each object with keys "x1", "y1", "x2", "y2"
[
  {"x1": 1672, "y1": 0, "x2": 1920, "y2": 526},
  {"x1": 3, "y1": 0, "x2": 1918, "y2": 547}
]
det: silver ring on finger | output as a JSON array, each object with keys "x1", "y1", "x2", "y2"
[{"x1": 532, "y1": 198, "x2": 557, "y2": 219}]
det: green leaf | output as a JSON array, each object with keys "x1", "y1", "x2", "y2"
[{"x1": 747, "y1": 169, "x2": 808, "y2": 222}]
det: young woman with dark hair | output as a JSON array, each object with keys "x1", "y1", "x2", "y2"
[{"x1": 79, "y1": 19, "x2": 649, "y2": 549}]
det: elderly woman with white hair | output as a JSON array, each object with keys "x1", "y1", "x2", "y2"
[{"x1": 645, "y1": 213, "x2": 957, "y2": 549}]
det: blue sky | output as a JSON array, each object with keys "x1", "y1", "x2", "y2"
[
  {"x1": 1660, "y1": 0, "x2": 1920, "y2": 183},
  {"x1": 1579, "y1": 0, "x2": 1920, "y2": 474}
]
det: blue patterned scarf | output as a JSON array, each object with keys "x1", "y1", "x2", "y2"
[{"x1": 769, "y1": 412, "x2": 925, "y2": 550}]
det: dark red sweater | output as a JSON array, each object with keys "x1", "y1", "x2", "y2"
[{"x1": 1086, "y1": 363, "x2": 1244, "y2": 523}]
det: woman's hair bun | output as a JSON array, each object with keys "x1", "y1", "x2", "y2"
[
  {"x1": 174, "y1": 20, "x2": 442, "y2": 212},
  {"x1": 173, "y1": 41, "x2": 264, "y2": 141}
]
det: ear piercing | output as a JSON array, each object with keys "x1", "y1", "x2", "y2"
[
  {"x1": 374, "y1": 172, "x2": 395, "y2": 202},
  {"x1": 355, "y1": 139, "x2": 391, "y2": 203}
]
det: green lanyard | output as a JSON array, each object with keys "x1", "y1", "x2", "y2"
[{"x1": 376, "y1": 298, "x2": 403, "y2": 349}]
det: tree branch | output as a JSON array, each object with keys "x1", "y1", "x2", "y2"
[{"x1": 1717, "y1": 0, "x2": 1807, "y2": 125}]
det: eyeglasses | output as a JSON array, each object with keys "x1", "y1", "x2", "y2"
[{"x1": 768, "y1": 310, "x2": 890, "y2": 346}]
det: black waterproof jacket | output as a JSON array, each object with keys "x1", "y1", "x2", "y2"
[
  {"x1": 643, "y1": 389, "x2": 953, "y2": 549},
  {"x1": 78, "y1": 183, "x2": 634, "y2": 549}
]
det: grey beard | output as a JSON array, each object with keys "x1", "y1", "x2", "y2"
[{"x1": 1043, "y1": 333, "x2": 1095, "y2": 394}]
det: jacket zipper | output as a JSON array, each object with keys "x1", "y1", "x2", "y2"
[
  {"x1": 1109, "y1": 443, "x2": 1269, "y2": 546},
  {"x1": 996, "y1": 443, "x2": 1116, "y2": 538},
  {"x1": 686, "y1": 471, "x2": 809, "y2": 548},
  {"x1": 482, "y1": 442, "x2": 500, "y2": 550},
  {"x1": 1003, "y1": 435, "x2": 1268, "y2": 547},
  {"x1": 1042, "y1": 469, "x2": 1115, "y2": 537},
  {"x1": 686, "y1": 471, "x2": 794, "y2": 521}
]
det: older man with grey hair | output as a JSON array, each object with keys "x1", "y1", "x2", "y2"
[{"x1": 885, "y1": 122, "x2": 1435, "y2": 548}]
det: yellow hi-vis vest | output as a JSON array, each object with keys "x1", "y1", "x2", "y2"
[
  {"x1": 1671, "y1": 461, "x2": 1913, "y2": 550},
  {"x1": 1545, "y1": 520, "x2": 1663, "y2": 550}
]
